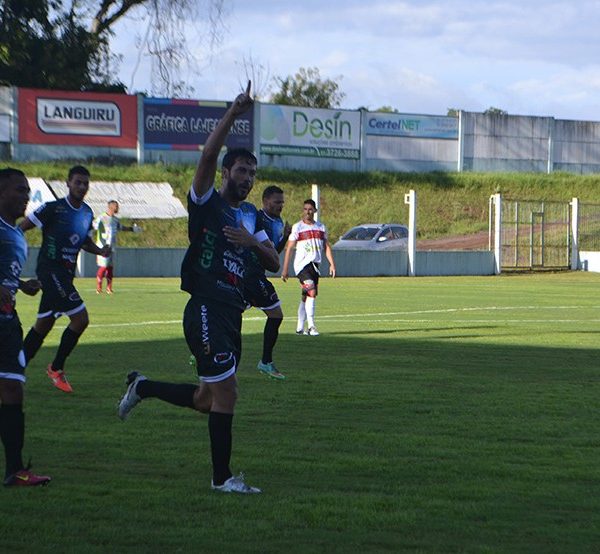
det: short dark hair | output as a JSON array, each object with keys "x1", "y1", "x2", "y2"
[
  {"x1": 68, "y1": 165, "x2": 90, "y2": 180},
  {"x1": 0, "y1": 167, "x2": 25, "y2": 185},
  {"x1": 303, "y1": 198, "x2": 317, "y2": 210},
  {"x1": 222, "y1": 148, "x2": 257, "y2": 170},
  {"x1": 108, "y1": 199, "x2": 118, "y2": 206},
  {"x1": 262, "y1": 185, "x2": 284, "y2": 200}
]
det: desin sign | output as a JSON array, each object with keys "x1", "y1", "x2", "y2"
[{"x1": 18, "y1": 88, "x2": 137, "y2": 147}]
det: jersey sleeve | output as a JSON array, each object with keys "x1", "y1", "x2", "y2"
[
  {"x1": 289, "y1": 222, "x2": 300, "y2": 242},
  {"x1": 190, "y1": 185, "x2": 215, "y2": 206},
  {"x1": 28, "y1": 201, "x2": 54, "y2": 229}
]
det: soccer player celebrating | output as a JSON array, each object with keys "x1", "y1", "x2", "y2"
[
  {"x1": 0, "y1": 168, "x2": 51, "y2": 486},
  {"x1": 244, "y1": 185, "x2": 291, "y2": 380},
  {"x1": 19, "y1": 166, "x2": 111, "y2": 393},
  {"x1": 117, "y1": 82, "x2": 279, "y2": 494},
  {"x1": 94, "y1": 200, "x2": 139, "y2": 294},
  {"x1": 281, "y1": 198, "x2": 336, "y2": 336}
]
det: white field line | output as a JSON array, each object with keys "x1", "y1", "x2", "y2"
[{"x1": 88, "y1": 305, "x2": 600, "y2": 329}]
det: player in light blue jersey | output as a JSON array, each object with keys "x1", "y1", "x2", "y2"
[
  {"x1": 244, "y1": 185, "x2": 291, "y2": 380},
  {"x1": 19, "y1": 166, "x2": 110, "y2": 393},
  {"x1": 0, "y1": 168, "x2": 51, "y2": 486}
]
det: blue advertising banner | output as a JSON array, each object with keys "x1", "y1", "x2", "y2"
[
  {"x1": 143, "y1": 98, "x2": 254, "y2": 150},
  {"x1": 366, "y1": 112, "x2": 458, "y2": 139}
]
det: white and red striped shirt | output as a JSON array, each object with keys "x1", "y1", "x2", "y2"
[{"x1": 290, "y1": 220, "x2": 328, "y2": 274}]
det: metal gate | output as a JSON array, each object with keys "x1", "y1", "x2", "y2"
[{"x1": 497, "y1": 199, "x2": 571, "y2": 269}]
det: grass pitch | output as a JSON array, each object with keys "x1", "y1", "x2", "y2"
[{"x1": 3, "y1": 273, "x2": 600, "y2": 553}]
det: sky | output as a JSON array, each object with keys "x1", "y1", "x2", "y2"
[{"x1": 112, "y1": 0, "x2": 600, "y2": 121}]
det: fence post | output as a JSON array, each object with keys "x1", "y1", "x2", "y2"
[
  {"x1": 404, "y1": 189, "x2": 417, "y2": 276},
  {"x1": 570, "y1": 197, "x2": 579, "y2": 270},
  {"x1": 457, "y1": 110, "x2": 464, "y2": 172},
  {"x1": 492, "y1": 193, "x2": 502, "y2": 274},
  {"x1": 311, "y1": 184, "x2": 320, "y2": 222}
]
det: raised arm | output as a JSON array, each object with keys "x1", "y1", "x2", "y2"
[{"x1": 193, "y1": 81, "x2": 253, "y2": 198}]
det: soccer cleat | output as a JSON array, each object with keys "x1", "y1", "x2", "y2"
[
  {"x1": 257, "y1": 361, "x2": 286, "y2": 380},
  {"x1": 307, "y1": 326, "x2": 320, "y2": 336},
  {"x1": 47, "y1": 365, "x2": 73, "y2": 393},
  {"x1": 96, "y1": 289, "x2": 102, "y2": 294},
  {"x1": 296, "y1": 329, "x2": 308, "y2": 336},
  {"x1": 211, "y1": 473, "x2": 261, "y2": 494},
  {"x1": 106, "y1": 288, "x2": 113, "y2": 295},
  {"x1": 4, "y1": 468, "x2": 51, "y2": 487},
  {"x1": 118, "y1": 371, "x2": 147, "y2": 420}
]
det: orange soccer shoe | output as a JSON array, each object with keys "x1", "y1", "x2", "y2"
[{"x1": 47, "y1": 365, "x2": 73, "y2": 393}]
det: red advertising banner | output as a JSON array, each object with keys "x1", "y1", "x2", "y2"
[{"x1": 18, "y1": 88, "x2": 137, "y2": 147}]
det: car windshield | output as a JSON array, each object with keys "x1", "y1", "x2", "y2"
[{"x1": 341, "y1": 227, "x2": 380, "y2": 240}]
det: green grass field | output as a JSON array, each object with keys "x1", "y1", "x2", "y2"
[{"x1": 3, "y1": 273, "x2": 600, "y2": 553}]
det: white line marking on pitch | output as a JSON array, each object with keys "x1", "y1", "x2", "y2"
[{"x1": 87, "y1": 305, "x2": 600, "y2": 329}]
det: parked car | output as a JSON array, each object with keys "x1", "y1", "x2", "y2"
[{"x1": 332, "y1": 223, "x2": 409, "y2": 251}]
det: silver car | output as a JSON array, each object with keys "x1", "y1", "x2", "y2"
[{"x1": 333, "y1": 223, "x2": 409, "y2": 251}]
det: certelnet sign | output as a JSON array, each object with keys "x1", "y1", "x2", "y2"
[{"x1": 37, "y1": 98, "x2": 121, "y2": 136}]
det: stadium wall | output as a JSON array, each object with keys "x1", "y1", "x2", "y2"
[
  {"x1": 22, "y1": 248, "x2": 494, "y2": 278},
  {"x1": 5, "y1": 85, "x2": 600, "y2": 174}
]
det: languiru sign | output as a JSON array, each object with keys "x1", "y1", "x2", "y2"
[
  {"x1": 18, "y1": 88, "x2": 137, "y2": 147},
  {"x1": 37, "y1": 99, "x2": 121, "y2": 136},
  {"x1": 260, "y1": 104, "x2": 361, "y2": 159}
]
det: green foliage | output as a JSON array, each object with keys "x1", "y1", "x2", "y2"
[
  {"x1": 14, "y1": 162, "x2": 600, "y2": 246},
  {"x1": 3, "y1": 274, "x2": 600, "y2": 551},
  {"x1": 484, "y1": 106, "x2": 508, "y2": 115},
  {"x1": 374, "y1": 105, "x2": 399, "y2": 113},
  {"x1": 270, "y1": 67, "x2": 345, "y2": 109},
  {"x1": 0, "y1": 0, "x2": 124, "y2": 90}
]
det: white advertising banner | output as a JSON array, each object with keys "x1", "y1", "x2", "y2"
[
  {"x1": 47, "y1": 181, "x2": 187, "y2": 219},
  {"x1": 25, "y1": 178, "x2": 58, "y2": 216},
  {"x1": 366, "y1": 112, "x2": 458, "y2": 139},
  {"x1": 36, "y1": 98, "x2": 122, "y2": 136},
  {"x1": 260, "y1": 104, "x2": 361, "y2": 159}
]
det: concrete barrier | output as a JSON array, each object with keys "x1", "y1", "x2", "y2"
[{"x1": 22, "y1": 247, "x2": 494, "y2": 278}]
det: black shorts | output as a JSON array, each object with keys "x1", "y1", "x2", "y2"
[
  {"x1": 0, "y1": 315, "x2": 26, "y2": 382},
  {"x1": 37, "y1": 268, "x2": 85, "y2": 318},
  {"x1": 183, "y1": 296, "x2": 242, "y2": 383},
  {"x1": 297, "y1": 263, "x2": 320, "y2": 295},
  {"x1": 244, "y1": 275, "x2": 281, "y2": 310}
]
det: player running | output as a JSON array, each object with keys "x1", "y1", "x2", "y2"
[
  {"x1": 0, "y1": 168, "x2": 51, "y2": 486},
  {"x1": 20, "y1": 166, "x2": 110, "y2": 393},
  {"x1": 244, "y1": 185, "x2": 291, "y2": 380},
  {"x1": 281, "y1": 198, "x2": 336, "y2": 336},
  {"x1": 117, "y1": 82, "x2": 279, "y2": 494}
]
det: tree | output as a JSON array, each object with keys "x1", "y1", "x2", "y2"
[
  {"x1": 447, "y1": 108, "x2": 459, "y2": 117},
  {"x1": 484, "y1": 107, "x2": 508, "y2": 115},
  {"x1": 375, "y1": 106, "x2": 399, "y2": 113},
  {"x1": 0, "y1": 0, "x2": 228, "y2": 95},
  {"x1": 270, "y1": 67, "x2": 345, "y2": 109}
]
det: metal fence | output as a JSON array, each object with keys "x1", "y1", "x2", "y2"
[
  {"x1": 578, "y1": 202, "x2": 600, "y2": 251},
  {"x1": 501, "y1": 199, "x2": 571, "y2": 269}
]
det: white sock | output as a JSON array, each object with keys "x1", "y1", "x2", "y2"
[
  {"x1": 305, "y1": 296, "x2": 316, "y2": 328},
  {"x1": 297, "y1": 301, "x2": 306, "y2": 332}
]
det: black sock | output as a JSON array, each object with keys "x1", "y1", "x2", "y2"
[
  {"x1": 208, "y1": 411, "x2": 233, "y2": 486},
  {"x1": 23, "y1": 328, "x2": 45, "y2": 364},
  {"x1": 0, "y1": 404, "x2": 24, "y2": 478},
  {"x1": 52, "y1": 327, "x2": 82, "y2": 371},
  {"x1": 136, "y1": 380, "x2": 196, "y2": 409},
  {"x1": 262, "y1": 317, "x2": 283, "y2": 364}
]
